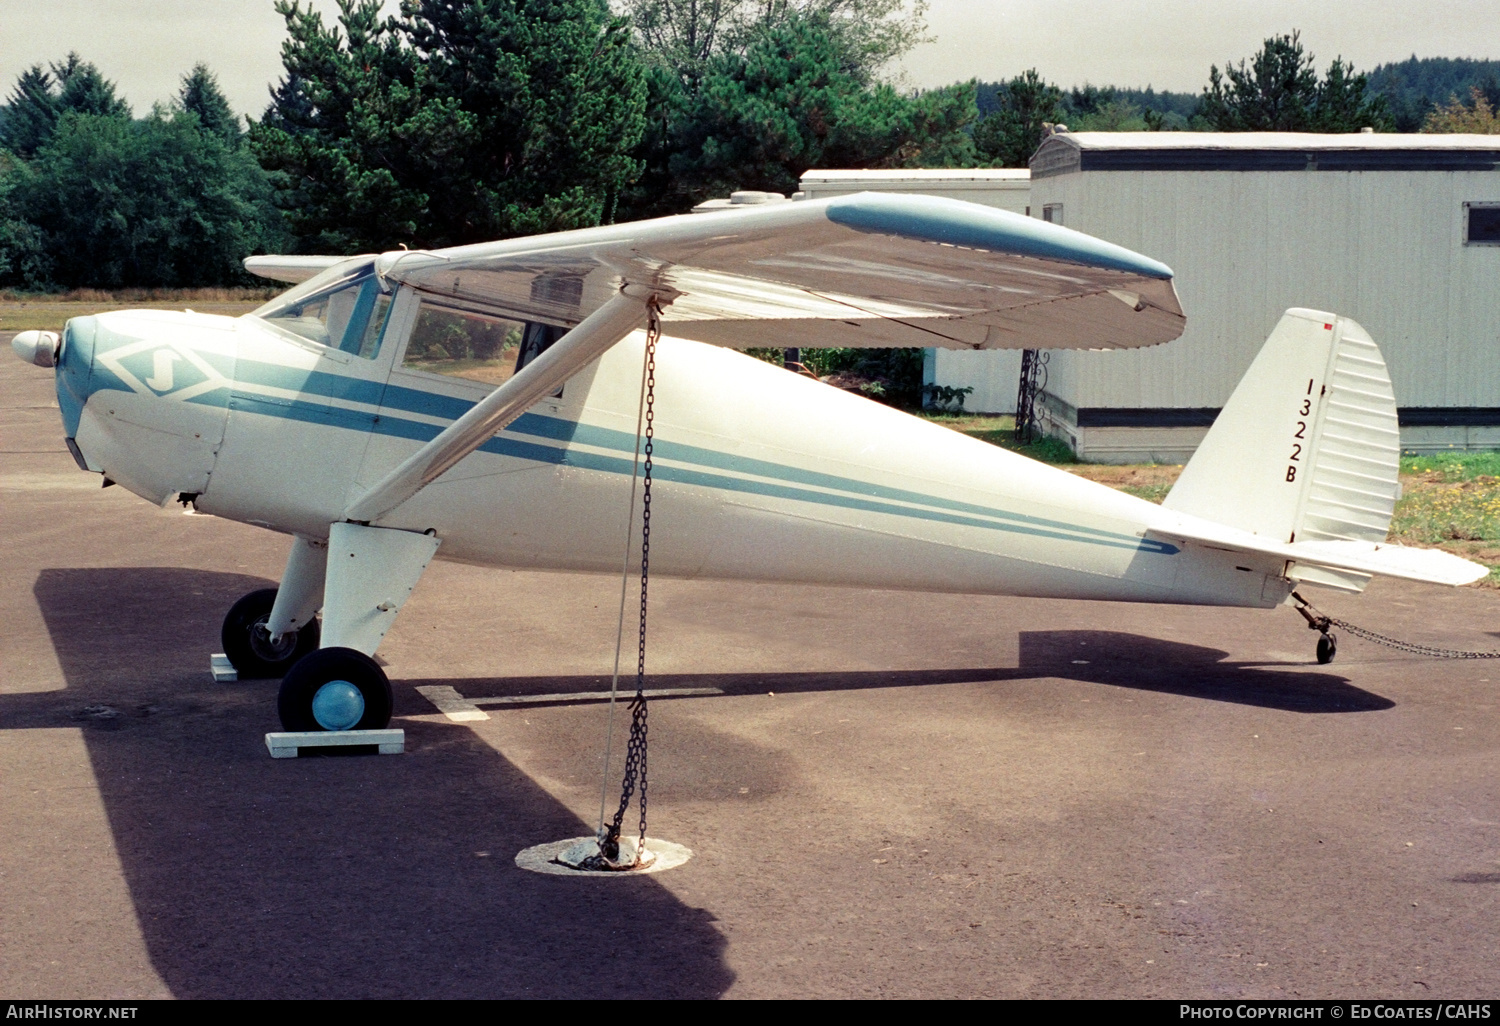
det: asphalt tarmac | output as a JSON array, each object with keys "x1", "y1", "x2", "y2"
[{"x1": 2, "y1": 334, "x2": 1498, "y2": 999}]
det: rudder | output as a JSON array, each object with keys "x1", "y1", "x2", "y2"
[{"x1": 1163, "y1": 308, "x2": 1400, "y2": 589}]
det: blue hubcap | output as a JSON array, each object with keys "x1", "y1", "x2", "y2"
[{"x1": 311, "y1": 680, "x2": 365, "y2": 731}]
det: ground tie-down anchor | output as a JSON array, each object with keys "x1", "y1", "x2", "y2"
[
  {"x1": 569, "y1": 683, "x2": 655, "y2": 871},
  {"x1": 511, "y1": 296, "x2": 691, "y2": 878},
  {"x1": 545, "y1": 689, "x2": 656, "y2": 871},
  {"x1": 514, "y1": 834, "x2": 692, "y2": 877},
  {"x1": 555, "y1": 827, "x2": 656, "y2": 872},
  {"x1": 1292, "y1": 591, "x2": 1339, "y2": 664}
]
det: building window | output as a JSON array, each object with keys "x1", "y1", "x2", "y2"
[
  {"x1": 1465, "y1": 202, "x2": 1500, "y2": 245},
  {"x1": 1042, "y1": 203, "x2": 1064, "y2": 225}
]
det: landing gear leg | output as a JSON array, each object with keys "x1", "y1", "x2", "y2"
[
  {"x1": 221, "y1": 536, "x2": 326, "y2": 679},
  {"x1": 266, "y1": 535, "x2": 327, "y2": 642}
]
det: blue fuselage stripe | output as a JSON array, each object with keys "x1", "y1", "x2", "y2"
[{"x1": 85, "y1": 349, "x2": 1176, "y2": 556}]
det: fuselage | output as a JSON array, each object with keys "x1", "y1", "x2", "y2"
[{"x1": 54, "y1": 304, "x2": 1290, "y2": 609}]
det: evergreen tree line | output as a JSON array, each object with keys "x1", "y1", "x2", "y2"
[
  {"x1": 1, "y1": 2, "x2": 1497, "y2": 294},
  {"x1": 972, "y1": 45, "x2": 1500, "y2": 157},
  {"x1": 1367, "y1": 57, "x2": 1500, "y2": 132},
  {"x1": 0, "y1": 56, "x2": 283, "y2": 290}
]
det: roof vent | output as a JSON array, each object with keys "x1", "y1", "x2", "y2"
[{"x1": 691, "y1": 190, "x2": 791, "y2": 213}]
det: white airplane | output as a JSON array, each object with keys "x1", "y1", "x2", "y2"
[{"x1": 11, "y1": 192, "x2": 1484, "y2": 735}]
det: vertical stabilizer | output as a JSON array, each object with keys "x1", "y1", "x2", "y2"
[{"x1": 1163, "y1": 309, "x2": 1400, "y2": 589}]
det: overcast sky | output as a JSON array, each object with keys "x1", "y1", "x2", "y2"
[{"x1": 1, "y1": 0, "x2": 1498, "y2": 118}]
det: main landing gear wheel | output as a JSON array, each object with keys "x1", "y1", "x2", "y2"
[
  {"x1": 1317, "y1": 632, "x2": 1338, "y2": 665},
  {"x1": 278, "y1": 647, "x2": 393, "y2": 732},
  {"x1": 221, "y1": 588, "x2": 320, "y2": 679}
]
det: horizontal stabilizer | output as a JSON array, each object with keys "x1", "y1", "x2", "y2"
[
  {"x1": 1158, "y1": 515, "x2": 1488, "y2": 588},
  {"x1": 1285, "y1": 540, "x2": 1488, "y2": 587}
]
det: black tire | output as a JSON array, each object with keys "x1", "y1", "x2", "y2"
[
  {"x1": 1317, "y1": 632, "x2": 1338, "y2": 665},
  {"x1": 278, "y1": 647, "x2": 392, "y2": 732},
  {"x1": 221, "y1": 588, "x2": 320, "y2": 679}
]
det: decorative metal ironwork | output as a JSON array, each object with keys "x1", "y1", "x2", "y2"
[{"x1": 1014, "y1": 349, "x2": 1049, "y2": 444}]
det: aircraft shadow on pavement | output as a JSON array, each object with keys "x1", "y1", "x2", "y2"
[
  {"x1": 407, "y1": 629, "x2": 1391, "y2": 715},
  {"x1": 20, "y1": 567, "x2": 734, "y2": 999},
  {"x1": 1010, "y1": 630, "x2": 1393, "y2": 713}
]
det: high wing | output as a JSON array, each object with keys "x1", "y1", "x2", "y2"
[
  {"x1": 370, "y1": 191, "x2": 1184, "y2": 352},
  {"x1": 289, "y1": 192, "x2": 1186, "y2": 524},
  {"x1": 246, "y1": 254, "x2": 368, "y2": 284}
]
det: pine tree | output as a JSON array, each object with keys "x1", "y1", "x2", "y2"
[
  {"x1": 671, "y1": 12, "x2": 973, "y2": 199},
  {"x1": 973, "y1": 69, "x2": 1063, "y2": 167},
  {"x1": 51, "y1": 54, "x2": 131, "y2": 120},
  {"x1": 0, "y1": 55, "x2": 130, "y2": 158},
  {"x1": 250, "y1": 0, "x2": 648, "y2": 252},
  {"x1": 261, "y1": 72, "x2": 316, "y2": 134},
  {"x1": 180, "y1": 64, "x2": 241, "y2": 144},
  {"x1": 1, "y1": 66, "x2": 60, "y2": 158},
  {"x1": 1199, "y1": 31, "x2": 1391, "y2": 132}
]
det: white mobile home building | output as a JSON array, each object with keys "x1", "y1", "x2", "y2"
[{"x1": 1023, "y1": 131, "x2": 1500, "y2": 462}]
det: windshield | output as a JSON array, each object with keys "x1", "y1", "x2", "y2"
[{"x1": 252, "y1": 260, "x2": 393, "y2": 358}]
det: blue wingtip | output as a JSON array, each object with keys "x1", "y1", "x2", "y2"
[{"x1": 824, "y1": 192, "x2": 1174, "y2": 280}]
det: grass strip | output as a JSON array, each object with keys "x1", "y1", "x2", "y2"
[{"x1": 0, "y1": 289, "x2": 275, "y2": 332}]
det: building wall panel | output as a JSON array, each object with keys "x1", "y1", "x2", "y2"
[
  {"x1": 931, "y1": 349, "x2": 1023, "y2": 413},
  {"x1": 1030, "y1": 165, "x2": 1500, "y2": 418}
]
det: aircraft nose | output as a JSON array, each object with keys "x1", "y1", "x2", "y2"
[
  {"x1": 54, "y1": 316, "x2": 99, "y2": 441},
  {"x1": 12, "y1": 330, "x2": 60, "y2": 368}
]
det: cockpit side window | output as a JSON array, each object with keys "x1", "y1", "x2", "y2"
[
  {"x1": 399, "y1": 298, "x2": 524, "y2": 385},
  {"x1": 395, "y1": 298, "x2": 571, "y2": 395},
  {"x1": 253, "y1": 264, "x2": 393, "y2": 359}
]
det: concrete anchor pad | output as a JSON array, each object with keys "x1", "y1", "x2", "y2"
[{"x1": 516, "y1": 837, "x2": 692, "y2": 877}]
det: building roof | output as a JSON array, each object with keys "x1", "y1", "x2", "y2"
[
  {"x1": 800, "y1": 168, "x2": 1030, "y2": 191},
  {"x1": 1032, "y1": 131, "x2": 1500, "y2": 177}
]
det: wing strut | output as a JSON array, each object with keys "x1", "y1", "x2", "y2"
[{"x1": 343, "y1": 288, "x2": 653, "y2": 524}]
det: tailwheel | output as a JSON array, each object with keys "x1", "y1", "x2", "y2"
[
  {"x1": 1316, "y1": 632, "x2": 1338, "y2": 665},
  {"x1": 278, "y1": 647, "x2": 392, "y2": 732},
  {"x1": 222, "y1": 588, "x2": 320, "y2": 679}
]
